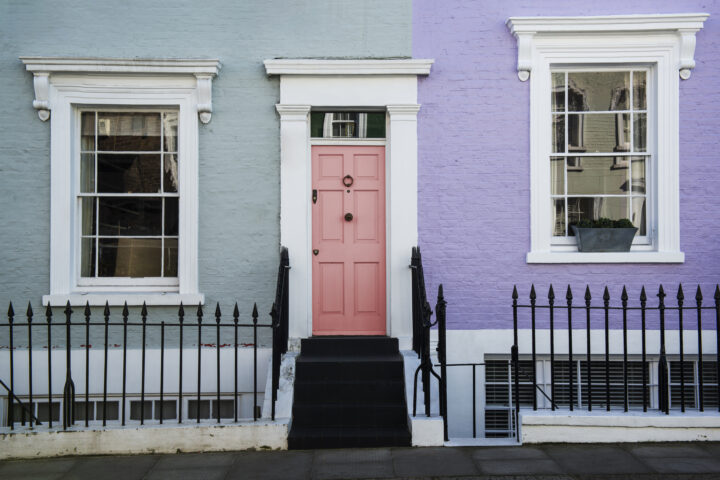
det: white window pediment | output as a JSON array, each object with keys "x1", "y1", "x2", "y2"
[
  {"x1": 21, "y1": 57, "x2": 220, "y2": 305},
  {"x1": 506, "y1": 14, "x2": 708, "y2": 263}
]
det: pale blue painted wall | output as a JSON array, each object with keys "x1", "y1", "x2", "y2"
[{"x1": 0, "y1": 0, "x2": 411, "y2": 347}]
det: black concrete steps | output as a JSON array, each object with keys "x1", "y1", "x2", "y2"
[{"x1": 288, "y1": 336, "x2": 411, "y2": 449}]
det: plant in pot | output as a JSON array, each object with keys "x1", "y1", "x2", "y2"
[{"x1": 570, "y1": 218, "x2": 638, "y2": 252}]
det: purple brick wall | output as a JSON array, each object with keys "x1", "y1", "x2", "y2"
[{"x1": 414, "y1": 1, "x2": 720, "y2": 329}]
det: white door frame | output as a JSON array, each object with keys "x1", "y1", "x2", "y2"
[{"x1": 265, "y1": 59, "x2": 433, "y2": 349}]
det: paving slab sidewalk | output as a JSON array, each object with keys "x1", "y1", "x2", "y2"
[{"x1": 1, "y1": 443, "x2": 720, "y2": 480}]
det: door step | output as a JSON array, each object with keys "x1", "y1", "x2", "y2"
[{"x1": 288, "y1": 336, "x2": 411, "y2": 449}]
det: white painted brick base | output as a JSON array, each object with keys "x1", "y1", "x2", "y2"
[{"x1": 0, "y1": 421, "x2": 289, "y2": 460}]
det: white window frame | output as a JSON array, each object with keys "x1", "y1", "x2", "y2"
[
  {"x1": 20, "y1": 57, "x2": 220, "y2": 305},
  {"x1": 507, "y1": 14, "x2": 708, "y2": 263}
]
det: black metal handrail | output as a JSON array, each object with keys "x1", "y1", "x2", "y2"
[
  {"x1": 270, "y1": 246, "x2": 290, "y2": 421},
  {"x1": 511, "y1": 283, "x2": 720, "y2": 440},
  {"x1": 0, "y1": 377, "x2": 41, "y2": 426},
  {"x1": 410, "y1": 246, "x2": 448, "y2": 440}
]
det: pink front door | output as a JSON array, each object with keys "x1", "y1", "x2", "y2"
[{"x1": 312, "y1": 146, "x2": 386, "y2": 335}]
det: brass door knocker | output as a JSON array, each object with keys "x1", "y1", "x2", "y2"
[{"x1": 342, "y1": 175, "x2": 354, "y2": 187}]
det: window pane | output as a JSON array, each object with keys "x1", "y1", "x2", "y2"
[
  {"x1": 130, "y1": 400, "x2": 152, "y2": 420},
  {"x1": 99, "y1": 238, "x2": 162, "y2": 277},
  {"x1": 553, "y1": 198, "x2": 566, "y2": 236},
  {"x1": 80, "y1": 153, "x2": 95, "y2": 193},
  {"x1": 81, "y1": 238, "x2": 95, "y2": 277},
  {"x1": 213, "y1": 400, "x2": 235, "y2": 419},
  {"x1": 568, "y1": 72, "x2": 630, "y2": 111},
  {"x1": 567, "y1": 197, "x2": 628, "y2": 229},
  {"x1": 631, "y1": 197, "x2": 647, "y2": 235},
  {"x1": 631, "y1": 157, "x2": 646, "y2": 193},
  {"x1": 165, "y1": 198, "x2": 178, "y2": 236},
  {"x1": 633, "y1": 71, "x2": 647, "y2": 110},
  {"x1": 552, "y1": 73, "x2": 565, "y2": 112},
  {"x1": 188, "y1": 400, "x2": 210, "y2": 419},
  {"x1": 551, "y1": 157, "x2": 564, "y2": 195},
  {"x1": 37, "y1": 402, "x2": 60, "y2": 422},
  {"x1": 310, "y1": 112, "x2": 324, "y2": 137},
  {"x1": 81, "y1": 197, "x2": 96, "y2": 235},
  {"x1": 74, "y1": 401, "x2": 95, "y2": 421},
  {"x1": 365, "y1": 112, "x2": 386, "y2": 138},
  {"x1": 164, "y1": 238, "x2": 178, "y2": 277},
  {"x1": 154, "y1": 400, "x2": 177, "y2": 420},
  {"x1": 81, "y1": 112, "x2": 95, "y2": 151},
  {"x1": 97, "y1": 154, "x2": 161, "y2": 193},
  {"x1": 567, "y1": 157, "x2": 628, "y2": 195},
  {"x1": 97, "y1": 112, "x2": 161, "y2": 151},
  {"x1": 163, "y1": 154, "x2": 178, "y2": 192},
  {"x1": 568, "y1": 113, "x2": 630, "y2": 153},
  {"x1": 96, "y1": 401, "x2": 119, "y2": 420},
  {"x1": 634, "y1": 113, "x2": 647, "y2": 152},
  {"x1": 552, "y1": 115, "x2": 564, "y2": 153},
  {"x1": 99, "y1": 198, "x2": 162, "y2": 236},
  {"x1": 163, "y1": 112, "x2": 178, "y2": 152}
]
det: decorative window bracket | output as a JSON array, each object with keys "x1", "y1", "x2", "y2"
[
  {"x1": 20, "y1": 57, "x2": 221, "y2": 123},
  {"x1": 507, "y1": 14, "x2": 709, "y2": 82}
]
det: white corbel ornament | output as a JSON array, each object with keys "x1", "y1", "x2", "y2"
[
  {"x1": 514, "y1": 32, "x2": 534, "y2": 82},
  {"x1": 678, "y1": 29, "x2": 699, "y2": 80},
  {"x1": 195, "y1": 74, "x2": 214, "y2": 124},
  {"x1": 31, "y1": 72, "x2": 51, "y2": 121}
]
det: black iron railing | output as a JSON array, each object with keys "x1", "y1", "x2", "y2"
[
  {"x1": 1, "y1": 248, "x2": 290, "y2": 431},
  {"x1": 512, "y1": 284, "x2": 720, "y2": 439},
  {"x1": 270, "y1": 246, "x2": 290, "y2": 421},
  {"x1": 410, "y1": 246, "x2": 448, "y2": 440}
]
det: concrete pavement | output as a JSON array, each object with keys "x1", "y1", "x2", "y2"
[{"x1": 1, "y1": 443, "x2": 720, "y2": 479}]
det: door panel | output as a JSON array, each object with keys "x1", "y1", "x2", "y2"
[{"x1": 312, "y1": 146, "x2": 386, "y2": 335}]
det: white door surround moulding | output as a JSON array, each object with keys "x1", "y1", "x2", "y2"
[
  {"x1": 20, "y1": 57, "x2": 221, "y2": 123},
  {"x1": 506, "y1": 14, "x2": 709, "y2": 81},
  {"x1": 266, "y1": 59, "x2": 433, "y2": 349}
]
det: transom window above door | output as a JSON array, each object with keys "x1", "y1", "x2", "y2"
[
  {"x1": 550, "y1": 70, "x2": 649, "y2": 243},
  {"x1": 310, "y1": 111, "x2": 386, "y2": 138}
]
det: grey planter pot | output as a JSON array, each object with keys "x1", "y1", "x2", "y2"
[{"x1": 571, "y1": 226, "x2": 638, "y2": 252}]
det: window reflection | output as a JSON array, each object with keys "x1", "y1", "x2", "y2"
[{"x1": 550, "y1": 70, "x2": 648, "y2": 239}]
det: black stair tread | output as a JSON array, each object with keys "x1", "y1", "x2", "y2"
[
  {"x1": 295, "y1": 378, "x2": 404, "y2": 385},
  {"x1": 289, "y1": 426, "x2": 411, "y2": 437},
  {"x1": 293, "y1": 401, "x2": 406, "y2": 407},
  {"x1": 296, "y1": 354, "x2": 403, "y2": 363},
  {"x1": 301, "y1": 336, "x2": 399, "y2": 356},
  {"x1": 288, "y1": 426, "x2": 411, "y2": 449},
  {"x1": 293, "y1": 379, "x2": 406, "y2": 404}
]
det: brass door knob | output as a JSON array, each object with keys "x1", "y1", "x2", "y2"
[{"x1": 344, "y1": 213, "x2": 353, "y2": 221}]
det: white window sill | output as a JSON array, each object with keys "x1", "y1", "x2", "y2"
[
  {"x1": 42, "y1": 293, "x2": 205, "y2": 307},
  {"x1": 526, "y1": 251, "x2": 685, "y2": 264}
]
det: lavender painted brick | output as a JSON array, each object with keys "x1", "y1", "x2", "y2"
[{"x1": 413, "y1": 1, "x2": 720, "y2": 329}]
